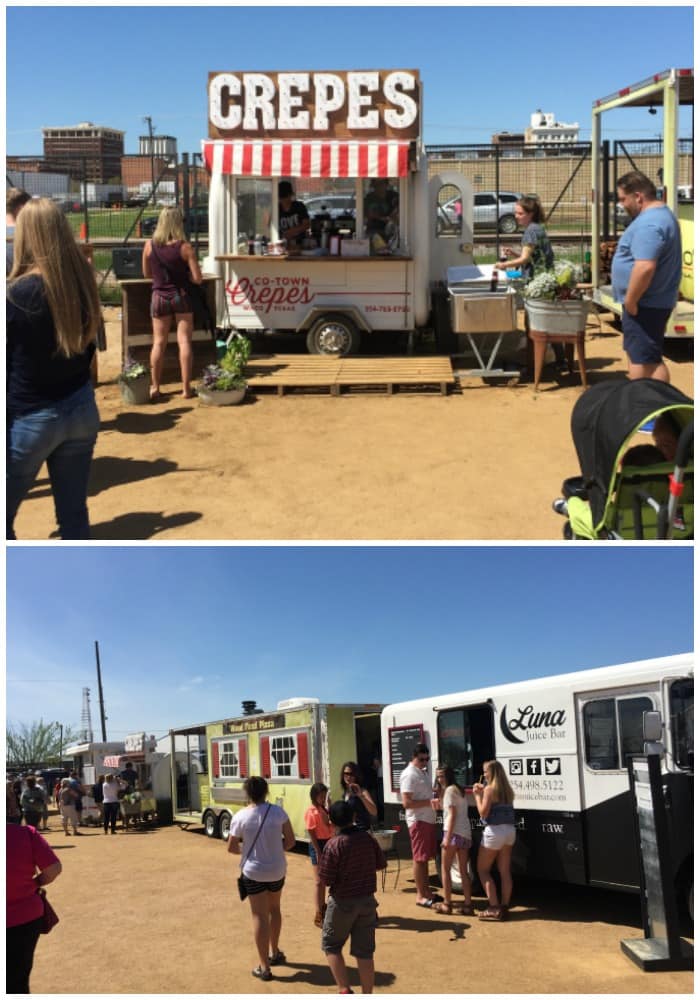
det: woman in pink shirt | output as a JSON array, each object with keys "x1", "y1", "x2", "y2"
[{"x1": 6, "y1": 823, "x2": 62, "y2": 993}]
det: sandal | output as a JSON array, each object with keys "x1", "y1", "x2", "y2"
[
  {"x1": 269, "y1": 951, "x2": 286, "y2": 965},
  {"x1": 252, "y1": 966, "x2": 272, "y2": 981},
  {"x1": 433, "y1": 901, "x2": 452, "y2": 915},
  {"x1": 478, "y1": 907, "x2": 504, "y2": 921},
  {"x1": 149, "y1": 388, "x2": 165, "y2": 403},
  {"x1": 460, "y1": 904, "x2": 475, "y2": 916},
  {"x1": 415, "y1": 899, "x2": 434, "y2": 909}
]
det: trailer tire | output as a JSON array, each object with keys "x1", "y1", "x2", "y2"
[
  {"x1": 219, "y1": 812, "x2": 232, "y2": 841},
  {"x1": 204, "y1": 810, "x2": 219, "y2": 839},
  {"x1": 306, "y1": 314, "x2": 361, "y2": 356}
]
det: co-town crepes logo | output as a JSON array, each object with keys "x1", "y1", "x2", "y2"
[
  {"x1": 226, "y1": 275, "x2": 316, "y2": 314},
  {"x1": 500, "y1": 704, "x2": 567, "y2": 744}
]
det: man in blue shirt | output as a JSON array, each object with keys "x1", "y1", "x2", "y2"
[{"x1": 611, "y1": 170, "x2": 681, "y2": 382}]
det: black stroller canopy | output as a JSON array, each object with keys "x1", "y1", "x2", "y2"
[{"x1": 571, "y1": 379, "x2": 694, "y2": 527}]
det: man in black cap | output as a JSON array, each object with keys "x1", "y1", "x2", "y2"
[{"x1": 278, "y1": 181, "x2": 309, "y2": 248}]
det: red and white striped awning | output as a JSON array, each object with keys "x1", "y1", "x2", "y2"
[
  {"x1": 103, "y1": 753, "x2": 145, "y2": 768},
  {"x1": 202, "y1": 140, "x2": 412, "y2": 178}
]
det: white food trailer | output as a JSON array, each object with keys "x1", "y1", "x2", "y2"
[
  {"x1": 203, "y1": 69, "x2": 514, "y2": 357},
  {"x1": 381, "y1": 653, "x2": 693, "y2": 918}
]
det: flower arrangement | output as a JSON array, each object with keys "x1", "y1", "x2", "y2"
[
  {"x1": 523, "y1": 260, "x2": 584, "y2": 301},
  {"x1": 119, "y1": 358, "x2": 150, "y2": 381},
  {"x1": 200, "y1": 334, "x2": 251, "y2": 393}
]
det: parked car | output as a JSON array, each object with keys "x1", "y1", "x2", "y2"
[
  {"x1": 440, "y1": 191, "x2": 523, "y2": 233},
  {"x1": 140, "y1": 207, "x2": 209, "y2": 237},
  {"x1": 304, "y1": 194, "x2": 356, "y2": 220}
]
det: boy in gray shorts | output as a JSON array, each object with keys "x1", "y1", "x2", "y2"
[{"x1": 318, "y1": 800, "x2": 386, "y2": 994}]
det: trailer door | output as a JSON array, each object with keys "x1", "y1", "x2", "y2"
[
  {"x1": 436, "y1": 703, "x2": 495, "y2": 788},
  {"x1": 577, "y1": 687, "x2": 657, "y2": 889}
]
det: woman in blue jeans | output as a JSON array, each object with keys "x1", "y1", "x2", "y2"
[{"x1": 7, "y1": 198, "x2": 101, "y2": 539}]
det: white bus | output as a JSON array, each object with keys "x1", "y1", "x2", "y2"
[{"x1": 381, "y1": 654, "x2": 693, "y2": 917}]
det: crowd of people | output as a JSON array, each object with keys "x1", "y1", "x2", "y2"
[{"x1": 223, "y1": 747, "x2": 517, "y2": 994}]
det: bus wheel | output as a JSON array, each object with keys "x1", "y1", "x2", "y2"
[
  {"x1": 204, "y1": 810, "x2": 219, "y2": 838},
  {"x1": 306, "y1": 314, "x2": 360, "y2": 356},
  {"x1": 219, "y1": 812, "x2": 232, "y2": 841}
]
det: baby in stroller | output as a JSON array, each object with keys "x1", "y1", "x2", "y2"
[{"x1": 552, "y1": 380, "x2": 693, "y2": 540}]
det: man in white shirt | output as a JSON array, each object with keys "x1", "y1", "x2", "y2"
[{"x1": 399, "y1": 743, "x2": 439, "y2": 907}]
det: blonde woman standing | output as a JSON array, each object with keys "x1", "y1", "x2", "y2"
[
  {"x1": 142, "y1": 207, "x2": 203, "y2": 401},
  {"x1": 6, "y1": 198, "x2": 101, "y2": 539},
  {"x1": 472, "y1": 759, "x2": 516, "y2": 921}
]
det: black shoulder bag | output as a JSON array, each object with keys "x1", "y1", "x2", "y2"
[{"x1": 237, "y1": 804, "x2": 272, "y2": 901}]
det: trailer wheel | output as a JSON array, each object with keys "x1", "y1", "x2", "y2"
[
  {"x1": 219, "y1": 812, "x2": 232, "y2": 841},
  {"x1": 204, "y1": 810, "x2": 219, "y2": 838},
  {"x1": 499, "y1": 214, "x2": 518, "y2": 235},
  {"x1": 306, "y1": 314, "x2": 361, "y2": 356}
]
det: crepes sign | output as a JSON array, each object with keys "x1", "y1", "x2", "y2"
[{"x1": 208, "y1": 69, "x2": 421, "y2": 140}]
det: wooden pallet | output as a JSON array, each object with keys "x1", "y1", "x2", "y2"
[{"x1": 245, "y1": 355, "x2": 454, "y2": 396}]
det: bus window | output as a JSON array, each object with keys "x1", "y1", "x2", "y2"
[
  {"x1": 670, "y1": 678, "x2": 694, "y2": 769},
  {"x1": 583, "y1": 699, "x2": 618, "y2": 769},
  {"x1": 618, "y1": 696, "x2": 654, "y2": 763}
]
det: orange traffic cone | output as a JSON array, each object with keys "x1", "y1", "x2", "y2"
[{"x1": 79, "y1": 222, "x2": 87, "y2": 240}]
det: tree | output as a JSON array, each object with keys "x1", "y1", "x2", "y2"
[{"x1": 6, "y1": 719, "x2": 79, "y2": 767}]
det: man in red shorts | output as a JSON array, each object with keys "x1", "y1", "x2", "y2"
[{"x1": 400, "y1": 743, "x2": 440, "y2": 907}]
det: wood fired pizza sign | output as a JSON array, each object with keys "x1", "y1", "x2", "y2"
[{"x1": 208, "y1": 69, "x2": 421, "y2": 140}]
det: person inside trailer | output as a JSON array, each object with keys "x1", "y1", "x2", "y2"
[
  {"x1": 278, "y1": 181, "x2": 310, "y2": 249},
  {"x1": 363, "y1": 178, "x2": 399, "y2": 247}
]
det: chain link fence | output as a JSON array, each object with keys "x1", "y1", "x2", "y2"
[{"x1": 7, "y1": 141, "x2": 692, "y2": 303}]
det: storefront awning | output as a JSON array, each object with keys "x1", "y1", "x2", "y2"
[
  {"x1": 202, "y1": 140, "x2": 412, "y2": 178},
  {"x1": 103, "y1": 752, "x2": 145, "y2": 768}
]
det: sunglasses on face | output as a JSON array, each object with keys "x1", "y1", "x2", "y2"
[
  {"x1": 417, "y1": 755, "x2": 429, "y2": 763},
  {"x1": 343, "y1": 771, "x2": 356, "y2": 777}
]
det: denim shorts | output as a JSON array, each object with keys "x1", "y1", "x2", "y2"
[
  {"x1": 309, "y1": 839, "x2": 329, "y2": 866},
  {"x1": 622, "y1": 305, "x2": 671, "y2": 364},
  {"x1": 322, "y1": 894, "x2": 378, "y2": 959}
]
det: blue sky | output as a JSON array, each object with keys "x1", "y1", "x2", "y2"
[
  {"x1": 6, "y1": 546, "x2": 693, "y2": 741},
  {"x1": 6, "y1": 5, "x2": 694, "y2": 156}
]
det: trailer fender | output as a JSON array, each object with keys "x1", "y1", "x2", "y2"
[{"x1": 296, "y1": 305, "x2": 371, "y2": 334}]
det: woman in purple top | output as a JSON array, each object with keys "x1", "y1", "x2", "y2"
[{"x1": 142, "y1": 207, "x2": 203, "y2": 401}]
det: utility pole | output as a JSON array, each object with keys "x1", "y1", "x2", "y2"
[
  {"x1": 143, "y1": 115, "x2": 156, "y2": 204},
  {"x1": 94, "y1": 641, "x2": 107, "y2": 741}
]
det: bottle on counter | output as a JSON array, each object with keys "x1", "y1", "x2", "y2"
[
  {"x1": 321, "y1": 221, "x2": 330, "y2": 251},
  {"x1": 260, "y1": 235, "x2": 268, "y2": 256},
  {"x1": 248, "y1": 236, "x2": 255, "y2": 256},
  {"x1": 490, "y1": 267, "x2": 499, "y2": 292},
  {"x1": 254, "y1": 235, "x2": 262, "y2": 255},
  {"x1": 582, "y1": 251, "x2": 592, "y2": 283}
]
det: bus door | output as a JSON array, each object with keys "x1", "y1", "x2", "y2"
[
  {"x1": 436, "y1": 703, "x2": 495, "y2": 788},
  {"x1": 576, "y1": 686, "x2": 658, "y2": 889}
]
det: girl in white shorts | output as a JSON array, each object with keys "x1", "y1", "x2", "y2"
[{"x1": 472, "y1": 760, "x2": 516, "y2": 921}]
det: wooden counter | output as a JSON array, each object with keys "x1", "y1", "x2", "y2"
[
  {"x1": 119, "y1": 276, "x2": 219, "y2": 372},
  {"x1": 215, "y1": 254, "x2": 413, "y2": 262}
]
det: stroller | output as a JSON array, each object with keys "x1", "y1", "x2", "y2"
[{"x1": 553, "y1": 379, "x2": 693, "y2": 540}]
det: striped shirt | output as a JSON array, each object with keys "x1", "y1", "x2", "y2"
[{"x1": 318, "y1": 827, "x2": 386, "y2": 899}]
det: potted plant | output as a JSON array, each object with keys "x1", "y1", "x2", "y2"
[
  {"x1": 523, "y1": 260, "x2": 591, "y2": 334},
  {"x1": 198, "y1": 334, "x2": 251, "y2": 406},
  {"x1": 118, "y1": 358, "x2": 151, "y2": 405}
]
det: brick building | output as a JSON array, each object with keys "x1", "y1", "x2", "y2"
[{"x1": 42, "y1": 122, "x2": 125, "y2": 183}]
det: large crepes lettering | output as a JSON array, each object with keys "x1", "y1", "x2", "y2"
[{"x1": 208, "y1": 70, "x2": 420, "y2": 138}]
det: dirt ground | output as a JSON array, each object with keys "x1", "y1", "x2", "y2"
[
  {"x1": 12, "y1": 309, "x2": 694, "y2": 541},
  {"x1": 27, "y1": 816, "x2": 693, "y2": 995}
]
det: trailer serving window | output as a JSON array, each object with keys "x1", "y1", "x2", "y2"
[
  {"x1": 583, "y1": 695, "x2": 653, "y2": 770},
  {"x1": 670, "y1": 678, "x2": 693, "y2": 769},
  {"x1": 436, "y1": 704, "x2": 495, "y2": 787}
]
